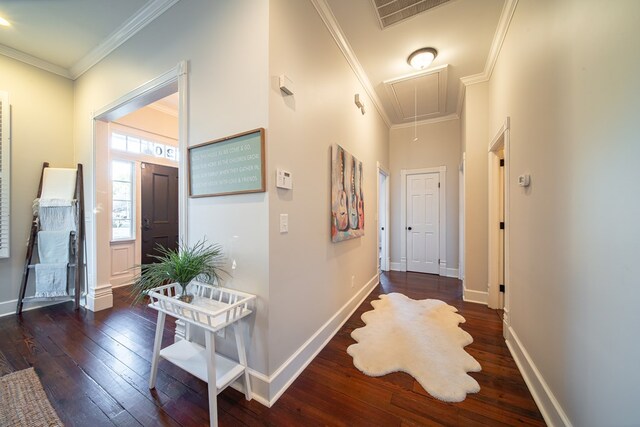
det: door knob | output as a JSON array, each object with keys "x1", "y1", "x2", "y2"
[
  {"x1": 407, "y1": 226, "x2": 412, "y2": 231},
  {"x1": 143, "y1": 218, "x2": 151, "y2": 231}
]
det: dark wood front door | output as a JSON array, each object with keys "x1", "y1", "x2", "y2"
[{"x1": 141, "y1": 163, "x2": 179, "y2": 264}]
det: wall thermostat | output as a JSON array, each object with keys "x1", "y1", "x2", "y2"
[
  {"x1": 518, "y1": 174, "x2": 531, "y2": 187},
  {"x1": 276, "y1": 168, "x2": 293, "y2": 189}
]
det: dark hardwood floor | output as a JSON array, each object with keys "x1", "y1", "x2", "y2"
[{"x1": 0, "y1": 272, "x2": 545, "y2": 426}]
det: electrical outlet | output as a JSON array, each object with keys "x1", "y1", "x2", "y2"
[{"x1": 351, "y1": 275, "x2": 355, "y2": 288}]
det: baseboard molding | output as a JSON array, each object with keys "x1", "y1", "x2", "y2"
[
  {"x1": 443, "y1": 267, "x2": 459, "y2": 278},
  {"x1": 86, "y1": 283, "x2": 113, "y2": 312},
  {"x1": 506, "y1": 327, "x2": 572, "y2": 427},
  {"x1": 241, "y1": 273, "x2": 380, "y2": 407},
  {"x1": 462, "y1": 286, "x2": 488, "y2": 305},
  {"x1": 389, "y1": 262, "x2": 406, "y2": 272},
  {"x1": 0, "y1": 298, "x2": 71, "y2": 318},
  {"x1": 390, "y1": 263, "x2": 458, "y2": 278}
]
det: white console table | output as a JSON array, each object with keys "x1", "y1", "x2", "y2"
[{"x1": 147, "y1": 282, "x2": 255, "y2": 427}]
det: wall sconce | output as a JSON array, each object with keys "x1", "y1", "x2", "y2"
[
  {"x1": 354, "y1": 94, "x2": 365, "y2": 115},
  {"x1": 407, "y1": 47, "x2": 437, "y2": 70}
]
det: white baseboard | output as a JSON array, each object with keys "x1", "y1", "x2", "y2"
[
  {"x1": 389, "y1": 262, "x2": 406, "y2": 272},
  {"x1": 443, "y1": 267, "x2": 459, "y2": 278},
  {"x1": 506, "y1": 327, "x2": 572, "y2": 427},
  {"x1": 502, "y1": 308, "x2": 510, "y2": 340},
  {"x1": 0, "y1": 298, "x2": 71, "y2": 318},
  {"x1": 390, "y1": 262, "x2": 458, "y2": 278},
  {"x1": 462, "y1": 286, "x2": 488, "y2": 305},
  {"x1": 239, "y1": 273, "x2": 380, "y2": 407},
  {"x1": 86, "y1": 283, "x2": 113, "y2": 312}
]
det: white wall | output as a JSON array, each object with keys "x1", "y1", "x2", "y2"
[
  {"x1": 476, "y1": 0, "x2": 640, "y2": 424},
  {"x1": 462, "y1": 83, "x2": 489, "y2": 295},
  {"x1": 73, "y1": 0, "x2": 271, "y2": 375},
  {"x1": 0, "y1": 55, "x2": 74, "y2": 316},
  {"x1": 389, "y1": 119, "x2": 461, "y2": 273},
  {"x1": 267, "y1": 0, "x2": 389, "y2": 379}
]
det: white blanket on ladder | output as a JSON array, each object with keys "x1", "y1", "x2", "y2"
[
  {"x1": 38, "y1": 199, "x2": 77, "y2": 232},
  {"x1": 38, "y1": 230, "x2": 70, "y2": 264},
  {"x1": 35, "y1": 263, "x2": 68, "y2": 297},
  {"x1": 33, "y1": 167, "x2": 77, "y2": 300}
]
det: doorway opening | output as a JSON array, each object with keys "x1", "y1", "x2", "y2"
[
  {"x1": 377, "y1": 164, "x2": 389, "y2": 272},
  {"x1": 99, "y1": 94, "x2": 180, "y2": 288},
  {"x1": 488, "y1": 118, "x2": 510, "y2": 334},
  {"x1": 88, "y1": 62, "x2": 188, "y2": 311}
]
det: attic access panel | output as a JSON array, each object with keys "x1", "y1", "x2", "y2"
[
  {"x1": 372, "y1": 0, "x2": 451, "y2": 28},
  {"x1": 384, "y1": 64, "x2": 448, "y2": 122}
]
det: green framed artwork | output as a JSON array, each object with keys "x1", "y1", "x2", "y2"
[{"x1": 188, "y1": 128, "x2": 266, "y2": 197}]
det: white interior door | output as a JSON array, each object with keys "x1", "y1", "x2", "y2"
[{"x1": 406, "y1": 173, "x2": 439, "y2": 274}]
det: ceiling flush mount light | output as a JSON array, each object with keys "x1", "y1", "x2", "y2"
[
  {"x1": 407, "y1": 47, "x2": 437, "y2": 70},
  {"x1": 0, "y1": 16, "x2": 10, "y2": 27}
]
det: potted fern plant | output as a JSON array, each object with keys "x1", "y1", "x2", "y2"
[{"x1": 130, "y1": 239, "x2": 226, "y2": 304}]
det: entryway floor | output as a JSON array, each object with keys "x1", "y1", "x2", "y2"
[{"x1": 0, "y1": 272, "x2": 545, "y2": 426}]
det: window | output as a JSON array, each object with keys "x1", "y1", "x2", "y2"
[
  {"x1": 111, "y1": 132, "x2": 178, "y2": 162},
  {"x1": 112, "y1": 160, "x2": 134, "y2": 240},
  {"x1": 0, "y1": 91, "x2": 10, "y2": 258}
]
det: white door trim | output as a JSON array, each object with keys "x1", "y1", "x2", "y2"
[
  {"x1": 488, "y1": 118, "x2": 510, "y2": 322},
  {"x1": 400, "y1": 166, "x2": 447, "y2": 274},
  {"x1": 377, "y1": 163, "x2": 390, "y2": 272},
  {"x1": 459, "y1": 152, "x2": 465, "y2": 280},
  {"x1": 89, "y1": 61, "x2": 189, "y2": 312}
]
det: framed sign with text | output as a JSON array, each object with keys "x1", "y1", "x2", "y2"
[{"x1": 188, "y1": 128, "x2": 266, "y2": 197}]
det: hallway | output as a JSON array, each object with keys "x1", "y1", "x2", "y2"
[{"x1": 0, "y1": 272, "x2": 543, "y2": 426}]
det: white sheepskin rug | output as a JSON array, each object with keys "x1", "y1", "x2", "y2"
[{"x1": 347, "y1": 292, "x2": 481, "y2": 402}]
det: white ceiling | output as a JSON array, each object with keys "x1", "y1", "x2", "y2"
[
  {"x1": 0, "y1": 0, "x2": 507, "y2": 125},
  {"x1": 324, "y1": 0, "x2": 506, "y2": 125},
  {"x1": 0, "y1": 0, "x2": 147, "y2": 69},
  {"x1": 0, "y1": 0, "x2": 178, "y2": 79}
]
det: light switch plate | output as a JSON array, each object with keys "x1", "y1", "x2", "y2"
[{"x1": 280, "y1": 214, "x2": 288, "y2": 233}]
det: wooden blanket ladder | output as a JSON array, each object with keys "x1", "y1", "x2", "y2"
[{"x1": 16, "y1": 162, "x2": 86, "y2": 314}]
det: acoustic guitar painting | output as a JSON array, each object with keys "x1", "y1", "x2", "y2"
[
  {"x1": 349, "y1": 157, "x2": 359, "y2": 230},
  {"x1": 331, "y1": 144, "x2": 365, "y2": 242},
  {"x1": 357, "y1": 162, "x2": 364, "y2": 229},
  {"x1": 336, "y1": 147, "x2": 349, "y2": 232}
]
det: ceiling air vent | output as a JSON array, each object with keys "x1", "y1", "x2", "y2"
[{"x1": 372, "y1": 0, "x2": 451, "y2": 28}]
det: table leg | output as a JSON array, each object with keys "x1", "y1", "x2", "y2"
[
  {"x1": 205, "y1": 330, "x2": 218, "y2": 427},
  {"x1": 234, "y1": 321, "x2": 252, "y2": 400},
  {"x1": 149, "y1": 311, "x2": 166, "y2": 389}
]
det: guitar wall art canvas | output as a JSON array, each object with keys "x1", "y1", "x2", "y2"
[{"x1": 331, "y1": 144, "x2": 364, "y2": 242}]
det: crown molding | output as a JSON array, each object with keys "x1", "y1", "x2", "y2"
[
  {"x1": 461, "y1": 0, "x2": 518, "y2": 88},
  {"x1": 390, "y1": 113, "x2": 459, "y2": 130},
  {"x1": 456, "y1": 79, "x2": 466, "y2": 118},
  {"x1": 483, "y1": 0, "x2": 518, "y2": 82},
  {"x1": 0, "y1": 0, "x2": 179, "y2": 80},
  {"x1": 69, "y1": 0, "x2": 180, "y2": 79},
  {"x1": 310, "y1": 0, "x2": 392, "y2": 128},
  {"x1": 457, "y1": 0, "x2": 518, "y2": 114},
  {"x1": 0, "y1": 44, "x2": 72, "y2": 79}
]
